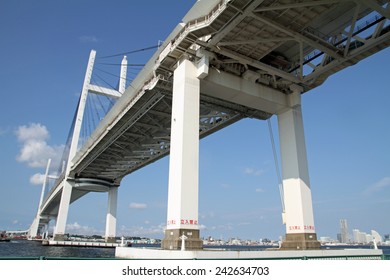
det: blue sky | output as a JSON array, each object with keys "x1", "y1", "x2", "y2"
[{"x1": 0, "y1": 1, "x2": 389, "y2": 241}]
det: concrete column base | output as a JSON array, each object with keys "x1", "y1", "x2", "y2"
[
  {"x1": 105, "y1": 237, "x2": 117, "y2": 243},
  {"x1": 161, "y1": 229, "x2": 203, "y2": 250},
  {"x1": 280, "y1": 233, "x2": 321, "y2": 250},
  {"x1": 53, "y1": 234, "x2": 66, "y2": 241}
]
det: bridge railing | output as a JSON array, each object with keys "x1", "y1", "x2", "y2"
[
  {"x1": 303, "y1": 13, "x2": 388, "y2": 63},
  {"x1": 159, "y1": 0, "x2": 229, "y2": 64}
]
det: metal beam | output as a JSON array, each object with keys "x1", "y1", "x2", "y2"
[
  {"x1": 71, "y1": 93, "x2": 165, "y2": 175},
  {"x1": 208, "y1": 0, "x2": 267, "y2": 45},
  {"x1": 360, "y1": 0, "x2": 390, "y2": 19},
  {"x1": 253, "y1": 0, "x2": 340, "y2": 12},
  {"x1": 250, "y1": 13, "x2": 343, "y2": 60},
  {"x1": 88, "y1": 84, "x2": 121, "y2": 99},
  {"x1": 344, "y1": 4, "x2": 361, "y2": 57},
  {"x1": 210, "y1": 44, "x2": 302, "y2": 83},
  {"x1": 201, "y1": 68, "x2": 289, "y2": 115},
  {"x1": 303, "y1": 30, "x2": 390, "y2": 83},
  {"x1": 218, "y1": 37, "x2": 294, "y2": 46}
]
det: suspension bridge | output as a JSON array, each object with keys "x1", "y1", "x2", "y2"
[{"x1": 28, "y1": 0, "x2": 390, "y2": 251}]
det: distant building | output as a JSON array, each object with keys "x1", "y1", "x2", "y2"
[
  {"x1": 320, "y1": 236, "x2": 332, "y2": 243},
  {"x1": 353, "y1": 229, "x2": 367, "y2": 243},
  {"x1": 353, "y1": 229, "x2": 361, "y2": 243},
  {"x1": 320, "y1": 236, "x2": 339, "y2": 244},
  {"x1": 352, "y1": 229, "x2": 383, "y2": 244},
  {"x1": 384, "y1": 234, "x2": 390, "y2": 245},
  {"x1": 359, "y1": 231, "x2": 368, "y2": 243},
  {"x1": 340, "y1": 219, "x2": 349, "y2": 243},
  {"x1": 371, "y1": 230, "x2": 382, "y2": 244}
]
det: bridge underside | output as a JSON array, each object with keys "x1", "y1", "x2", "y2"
[
  {"x1": 70, "y1": 78, "x2": 272, "y2": 184},
  {"x1": 69, "y1": 0, "x2": 390, "y2": 185},
  {"x1": 38, "y1": 0, "x2": 390, "y2": 246}
]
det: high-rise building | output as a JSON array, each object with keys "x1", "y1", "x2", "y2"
[
  {"x1": 340, "y1": 219, "x2": 349, "y2": 243},
  {"x1": 353, "y1": 229, "x2": 360, "y2": 243}
]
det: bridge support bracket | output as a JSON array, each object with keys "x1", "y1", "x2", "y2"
[
  {"x1": 53, "y1": 234, "x2": 66, "y2": 241},
  {"x1": 280, "y1": 233, "x2": 321, "y2": 250},
  {"x1": 161, "y1": 229, "x2": 203, "y2": 250}
]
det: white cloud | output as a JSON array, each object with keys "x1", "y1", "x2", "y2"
[
  {"x1": 66, "y1": 222, "x2": 103, "y2": 236},
  {"x1": 364, "y1": 177, "x2": 390, "y2": 194},
  {"x1": 119, "y1": 223, "x2": 165, "y2": 237},
  {"x1": 29, "y1": 172, "x2": 58, "y2": 185},
  {"x1": 29, "y1": 173, "x2": 45, "y2": 185},
  {"x1": 198, "y1": 224, "x2": 207, "y2": 230},
  {"x1": 129, "y1": 202, "x2": 147, "y2": 209},
  {"x1": 200, "y1": 211, "x2": 215, "y2": 219},
  {"x1": 244, "y1": 167, "x2": 264, "y2": 176},
  {"x1": 16, "y1": 123, "x2": 48, "y2": 142},
  {"x1": 255, "y1": 188, "x2": 265, "y2": 193},
  {"x1": 15, "y1": 123, "x2": 64, "y2": 170},
  {"x1": 79, "y1": 35, "x2": 98, "y2": 43}
]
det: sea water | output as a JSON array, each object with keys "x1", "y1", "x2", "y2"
[{"x1": 0, "y1": 239, "x2": 115, "y2": 259}]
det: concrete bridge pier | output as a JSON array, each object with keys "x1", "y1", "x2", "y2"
[
  {"x1": 53, "y1": 181, "x2": 73, "y2": 241},
  {"x1": 28, "y1": 217, "x2": 40, "y2": 239},
  {"x1": 53, "y1": 179, "x2": 119, "y2": 242},
  {"x1": 161, "y1": 59, "x2": 203, "y2": 250},
  {"x1": 105, "y1": 186, "x2": 118, "y2": 243},
  {"x1": 277, "y1": 86, "x2": 321, "y2": 250}
]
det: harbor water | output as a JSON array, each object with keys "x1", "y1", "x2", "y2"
[
  {"x1": 1, "y1": 239, "x2": 389, "y2": 259},
  {"x1": 0, "y1": 239, "x2": 115, "y2": 259}
]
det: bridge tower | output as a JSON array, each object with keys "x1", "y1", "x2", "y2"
[
  {"x1": 162, "y1": 59, "x2": 203, "y2": 250},
  {"x1": 161, "y1": 51, "x2": 321, "y2": 250},
  {"x1": 28, "y1": 159, "x2": 51, "y2": 239},
  {"x1": 52, "y1": 50, "x2": 127, "y2": 242},
  {"x1": 277, "y1": 86, "x2": 321, "y2": 250}
]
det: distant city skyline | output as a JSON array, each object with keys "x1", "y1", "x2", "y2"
[
  {"x1": 329, "y1": 218, "x2": 389, "y2": 245},
  {"x1": 6, "y1": 217, "x2": 389, "y2": 246}
]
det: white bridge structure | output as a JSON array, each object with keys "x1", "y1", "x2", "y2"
[{"x1": 29, "y1": 0, "x2": 390, "y2": 250}]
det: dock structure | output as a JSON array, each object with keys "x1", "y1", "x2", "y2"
[
  {"x1": 116, "y1": 247, "x2": 384, "y2": 260},
  {"x1": 43, "y1": 240, "x2": 125, "y2": 248}
]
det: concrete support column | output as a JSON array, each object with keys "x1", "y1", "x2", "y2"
[
  {"x1": 161, "y1": 59, "x2": 203, "y2": 250},
  {"x1": 28, "y1": 218, "x2": 39, "y2": 239},
  {"x1": 277, "y1": 86, "x2": 320, "y2": 250},
  {"x1": 105, "y1": 187, "x2": 118, "y2": 243},
  {"x1": 53, "y1": 180, "x2": 73, "y2": 241}
]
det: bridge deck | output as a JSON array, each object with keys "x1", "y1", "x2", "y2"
[
  {"x1": 71, "y1": 0, "x2": 390, "y2": 183},
  {"x1": 41, "y1": 0, "x2": 390, "y2": 215}
]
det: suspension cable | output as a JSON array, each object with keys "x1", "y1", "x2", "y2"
[
  {"x1": 97, "y1": 62, "x2": 145, "y2": 67},
  {"x1": 94, "y1": 67, "x2": 134, "y2": 84},
  {"x1": 267, "y1": 118, "x2": 285, "y2": 212},
  {"x1": 98, "y1": 45, "x2": 159, "y2": 59}
]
